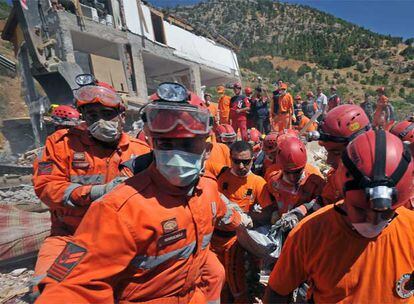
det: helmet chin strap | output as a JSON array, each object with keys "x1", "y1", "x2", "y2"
[{"x1": 342, "y1": 129, "x2": 411, "y2": 210}]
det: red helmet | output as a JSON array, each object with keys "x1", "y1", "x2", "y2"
[
  {"x1": 215, "y1": 124, "x2": 236, "y2": 143},
  {"x1": 51, "y1": 105, "x2": 80, "y2": 126},
  {"x1": 338, "y1": 130, "x2": 414, "y2": 211},
  {"x1": 318, "y1": 104, "x2": 371, "y2": 150},
  {"x1": 276, "y1": 135, "x2": 307, "y2": 172},
  {"x1": 390, "y1": 120, "x2": 414, "y2": 143},
  {"x1": 244, "y1": 87, "x2": 253, "y2": 95},
  {"x1": 295, "y1": 95, "x2": 302, "y2": 101},
  {"x1": 262, "y1": 132, "x2": 279, "y2": 153},
  {"x1": 74, "y1": 82, "x2": 125, "y2": 112},
  {"x1": 377, "y1": 86, "x2": 385, "y2": 93},
  {"x1": 233, "y1": 82, "x2": 242, "y2": 89},
  {"x1": 247, "y1": 128, "x2": 262, "y2": 145},
  {"x1": 143, "y1": 83, "x2": 211, "y2": 138}
]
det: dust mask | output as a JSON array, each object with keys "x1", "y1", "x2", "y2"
[
  {"x1": 154, "y1": 149, "x2": 204, "y2": 187},
  {"x1": 88, "y1": 119, "x2": 121, "y2": 143},
  {"x1": 351, "y1": 220, "x2": 389, "y2": 238}
]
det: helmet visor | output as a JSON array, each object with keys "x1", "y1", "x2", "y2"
[
  {"x1": 74, "y1": 85, "x2": 121, "y2": 108},
  {"x1": 145, "y1": 103, "x2": 210, "y2": 135}
]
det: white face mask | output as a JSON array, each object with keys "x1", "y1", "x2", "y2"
[
  {"x1": 351, "y1": 221, "x2": 389, "y2": 238},
  {"x1": 154, "y1": 149, "x2": 205, "y2": 187},
  {"x1": 88, "y1": 119, "x2": 121, "y2": 143}
]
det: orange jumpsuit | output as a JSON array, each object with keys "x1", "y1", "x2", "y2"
[
  {"x1": 207, "y1": 102, "x2": 219, "y2": 124},
  {"x1": 269, "y1": 204, "x2": 414, "y2": 303},
  {"x1": 267, "y1": 163, "x2": 324, "y2": 216},
  {"x1": 218, "y1": 95, "x2": 231, "y2": 124},
  {"x1": 273, "y1": 93, "x2": 294, "y2": 131},
  {"x1": 321, "y1": 167, "x2": 343, "y2": 205},
  {"x1": 32, "y1": 125, "x2": 150, "y2": 278},
  {"x1": 37, "y1": 164, "x2": 241, "y2": 303},
  {"x1": 212, "y1": 168, "x2": 273, "y2": 302},
  {"x1": 205, "y1": 142, "x2": 232, "y2": 177},
  {"x1": 373, "y1": 95, "x2": 391, "y2": 128},
  {"x1": 295, "y1": 115, "x2": 317, "y2": 132}
]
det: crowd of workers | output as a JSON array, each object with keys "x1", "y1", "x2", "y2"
[{"x1": 29, "y1": 74, "x2": 414, "y2": 304}]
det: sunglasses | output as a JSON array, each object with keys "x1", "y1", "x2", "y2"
[{"x1": 232, "y1": 158, "x2": 252, "y2": 165}]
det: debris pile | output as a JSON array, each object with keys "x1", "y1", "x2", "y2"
[
  {"x1": 0, "y1": 185, "x2": 40, "y2": 206},
  {"x1": 0, "y1": 268, "x2": 33, "y2": 304}
]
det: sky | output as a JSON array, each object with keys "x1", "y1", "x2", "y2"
[{"x1": 148, "y1": 0, "x2": 414, "y2": 40}]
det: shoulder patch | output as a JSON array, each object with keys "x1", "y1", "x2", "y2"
[
  {"x1": 38, "y1": 161, "x2": 53, "y2": 175},
  {"x1": 47, "y1": 242, "x2": 87, "y2": 282}
]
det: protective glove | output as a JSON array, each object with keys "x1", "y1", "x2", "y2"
[
  {"x1": 90, "y1": 176, "x2": 128, "y2": 201},
  {"x1": 277, "y1": 208, "x2": 305, "y2": 232},
  {"x1": 239, "y1": 213, "x2": 253, "y2": 229}
]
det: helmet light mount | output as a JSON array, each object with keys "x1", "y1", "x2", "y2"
[
  {"x1": 75, "y1": 73, "x2": 97, "y2": 87},
  {"x1": 156, "y1": 82, "x2": 188, "y2": 103}
]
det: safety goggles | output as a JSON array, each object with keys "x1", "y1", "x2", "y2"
[
  {"x1": 232, "y1": 158, "x2": 252, "y2": 165},
  {"x1": 221, "y1": 133, "x2": 237, "y2": 143},
  {"x1": 144, "y1": 103, "x2": 211, "y2": 135},
  {"x1": 74, "y1": 85, "x2": 121, "y2": 108}
]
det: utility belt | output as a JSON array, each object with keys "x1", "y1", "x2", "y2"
[
  {"x1": 213, "y1": 229, "x2": 237, "y2": 238},
  {"x1": 124, "y1": 286, "x2": 196, "y2": 304}
]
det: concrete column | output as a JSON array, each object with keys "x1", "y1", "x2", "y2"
[
  {"x1": 130, "y1": 45, "x2": 148, "y2": 101},
  {"x1": 189, "y1": 64, "x2": 202, "y2": 96}
]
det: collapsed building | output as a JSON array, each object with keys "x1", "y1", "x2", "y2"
[{"x1": 1, "y1": 0, "x2": 241, "y2": 152}]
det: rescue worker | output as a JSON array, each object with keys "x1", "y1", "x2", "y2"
[
  {"x1": 230, "y1": 82, "x2": 250, "y2": 141},
  {"x1": 270, "y1": 83, "x2": 294, "y2": 131},
  {"x1": 315, "y1": 104, "x2": 371, "y2": 205},
  {"x1": 316, "y1": 86, "x2": 328, "y2": 115},
  {"x1": 264, "y1": 129, "x2": 414, "y2": 303},
  {"x1": 212, "y1": 140, "x2": 273, "y2": 303},
  {"x1": 373, "y1": 86, "x2": 394, "y2": 129},
  {"x1": 37, "y1": 82, "x2": 245, "y2": 303},
  {"x1": 293, "y1": 109, "x2": 317, "y2": 133},
  {"x1": 264, "y1": 130, "x2": 299, "y2": 181},
  {"x1": 205, "y1": 92, "x2": 219, "y2": 126},
  {"x1": 50, "y1": 105, "x2": 81, "y2": 131},
  {"x1": 32, "y1": 82, "x2": 151, "y2": 289},
  {"x1": 267, "y1": 135, "x2": 324, "y2": 229},
  {"x1": 301, "y1": 91, "x2": 317, "y2": 119},
  {"x1": 251, "y1": 87, "x2": 270, "y2": 134},
  {"x1": 217, "y1": 85, "x2": 231, "y2": 124},
  {"x1": 245, "y1": 87, "x2": 255, "y2": 129},
  {"x1": 360, "y1": 92, "x2": 375, "y2": 122},
  {"x1": 294, "y1": 95, "x2": 302, "y2": 113},
  {"x1": 247, "y1": 127, "x2": 262, "y2": 156},
  {"x1": 252, "y1": 132, "x2": 279, "y2": 177},
  {"x1": 327, "y1": 85, "x2": 341, "y2": 112},
  {"x1": 261, "y1": 132, "x2": 281, "y2": 178}
]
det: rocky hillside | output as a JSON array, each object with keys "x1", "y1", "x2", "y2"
[{"x1": 168, "y1": 0, "x2": 414, "y2": 117}]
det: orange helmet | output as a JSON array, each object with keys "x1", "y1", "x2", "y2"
[
  {"x1": 215, "y1": 124, "x2": 237, "y2": 143},
  {"x1": 74, "y1": 82, "x2": 125, "y2": 112},
  {"x1": 263, "y1": 132, "x2": 279, "y2": 153},
  {"x1": 276, "y1": 135, "x2": 307, "y2": 172},
  {"x1": 247, "y1": 128, "x2": 262, "y2": 145},
  {"x1": 280, "y1": 83, "x2": 288, "y2": 90},
  {"x1": 318, "y1": 104, "x2": 371, "y2": 150},
  {"x1": 143, "y1": 83, "x2": 211, "y2": 139},
  {"x1": 390, "y1": 120, "x2": 414, "y2": 143},
  {"x1": 338, "y1": 130, "x2": 414, "y2": 211},
  {"x1": 51, "y1": 105, "x2": 80, "y2": 127},
  {"x1": 216, "y1": 86, "x2": 225, "y2": 94}
]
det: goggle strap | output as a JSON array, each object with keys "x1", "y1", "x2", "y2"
[
  {"x1": 373, "y1": 129, "x2": 387, "y2": 181},
  {"x1": 399, "y1": 123, "x2": 414, "y2": 138}
]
